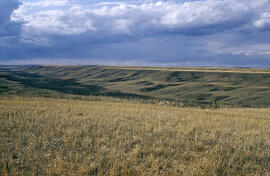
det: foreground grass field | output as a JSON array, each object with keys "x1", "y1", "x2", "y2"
[{"x1": 1, "y1": 97, "x2": 269, "y2": 175}]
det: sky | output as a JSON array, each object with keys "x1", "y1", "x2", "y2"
[{"x1": 0, "y1": 0, "x2": 270, "y2": 67}]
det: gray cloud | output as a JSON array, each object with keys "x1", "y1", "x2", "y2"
[
  {"x1": 13, "y1": 0, "x2": 266, "y2": 38},
  {"x1": 1, "y1": 0, "x2": 270, "y2": 67},
  {"x1": 0, "y1": 0, "x2": 21, "y2": 37}
]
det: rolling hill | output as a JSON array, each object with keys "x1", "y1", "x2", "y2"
[{"x1": 1, "y1": 65, "x2": 270, "y2": 107}]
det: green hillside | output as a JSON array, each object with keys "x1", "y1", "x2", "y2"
[{"x1": 1, "y1": 65, "x2": 270, "y2": 107}]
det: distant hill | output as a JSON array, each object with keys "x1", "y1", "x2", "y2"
[{"x1": 1, "y1": 65, "x2": 270, "y2": 107}]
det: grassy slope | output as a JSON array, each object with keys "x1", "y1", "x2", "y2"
[
  {"x1": 1, "y1": 97, "x2": 270, "y2": 175},
  {"x1": 1, "y1": 65, "x2": 270, "y2": 107}
]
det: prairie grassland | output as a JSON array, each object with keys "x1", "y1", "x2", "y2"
[
  {"x1": 0, "y1": 97, "x2": 270, "y2": 175},
  {"x1": 105, "y1": 66, "x2": 270, "y2": 74},
  {"x1": 2, "y1": 65, "x2": 270, "y2": 107}
]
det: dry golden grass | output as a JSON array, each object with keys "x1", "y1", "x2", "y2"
[
  {"x1": 104, "y1": 66, "x2": 270, "y2": 74},
  {"x1": 0, "y1": 97, "x2": 270, "y2": 175}
]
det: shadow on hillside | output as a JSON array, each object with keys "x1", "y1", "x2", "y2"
[
  {"x1": 1, "y1": 71, "x2": 102, "y2": 95},
  {"x1": 0, "y1": 71, "x2": 151, "y2": 99},
  {"x1": 102, "y1": 91, "x2": 150, "y2": 99}
]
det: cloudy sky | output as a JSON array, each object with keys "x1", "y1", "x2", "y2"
[{"x1": 1, "y1": 0, "x2": 270, "y2": 67}]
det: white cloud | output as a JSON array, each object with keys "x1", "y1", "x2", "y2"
[
  {"x1": 12, "y1": 5, "x2": 96, "y2": 35},
  {"x1": 23, "y1": 0, "x2": 68, "y2": 7},
  {"x1": 233, "y1": 50, "x2": 270, "y2": 56},
  {"x1": 94, "y1": 2, "x2": 127, "y2": 6},
  {"x1": 254, "y1": 12, "x2": 270, "y2": 29},
  {"x1": 13, "y1": 0, "x2": 270, "y2": 39},
  {"x1": 4, "y1": 0, "x2": 270, "y2": 67}
]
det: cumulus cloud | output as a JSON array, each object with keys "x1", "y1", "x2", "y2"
[
  {"x1": 1, "y1": 0, "x2": 270, "y2": 67},
  {"x1": 254, "y1": 12, "x2": 270, "y2": 30},
  {"x1": 12, "y1": 0, "x2": 267, "y2": 40},
  {"x1": 23, "y1": 0, "x2": 68, "y2": 7}
]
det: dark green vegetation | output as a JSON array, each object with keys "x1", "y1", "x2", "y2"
[{"x1": 1, "y1": 65, "x2": 270, "y2": 107}]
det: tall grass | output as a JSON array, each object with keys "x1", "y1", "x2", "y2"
[{"x1": 1, "y1": 97, "x2": 269, "y2": 175}]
